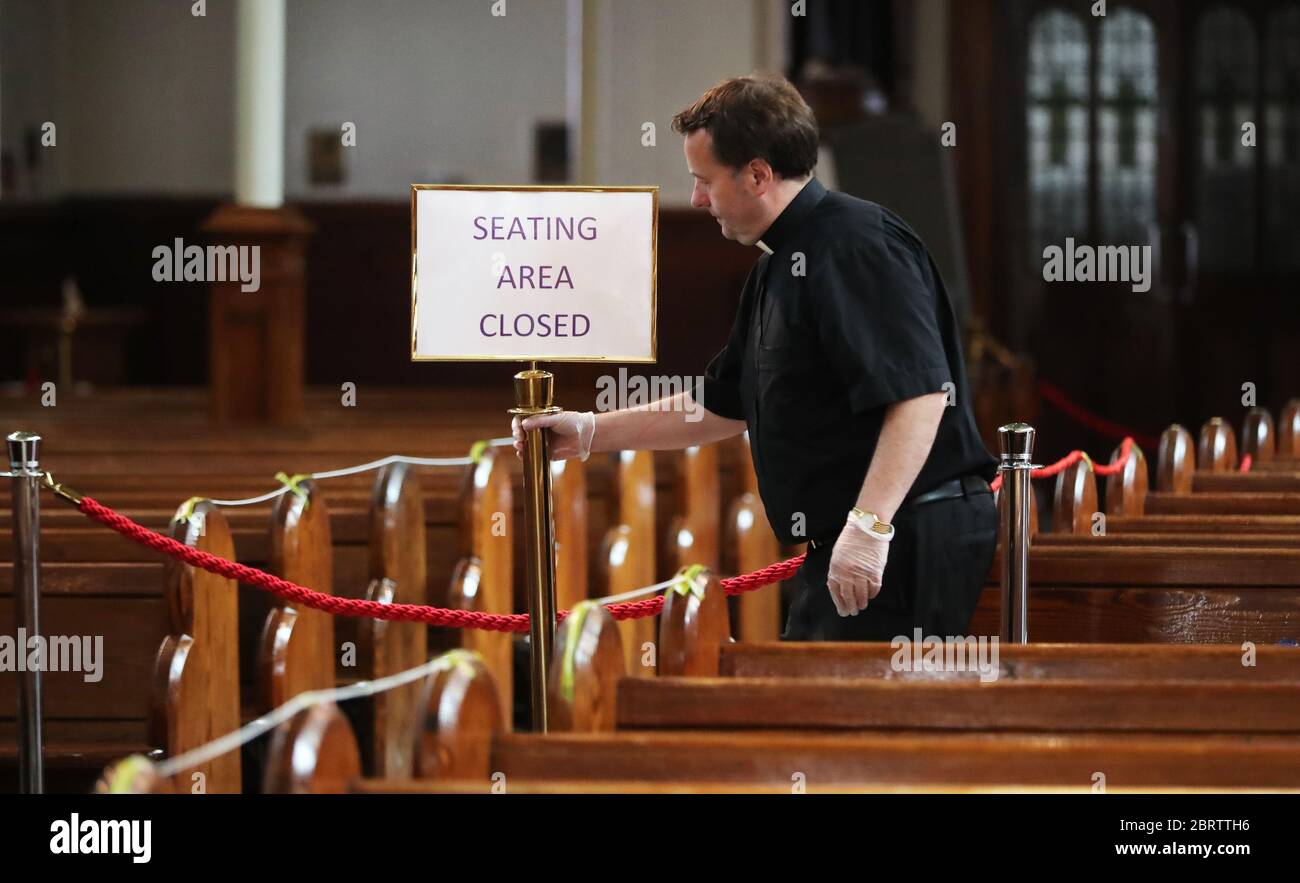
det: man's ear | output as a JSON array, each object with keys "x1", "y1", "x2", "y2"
[{"x1": 746, "y1": 159, "x2": 775, "y2": 194}]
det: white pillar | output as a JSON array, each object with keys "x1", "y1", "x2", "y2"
[{"x1": 234, "y1": 0, "x2": 286, "y2": 208}]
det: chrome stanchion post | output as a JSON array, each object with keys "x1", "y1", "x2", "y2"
[
  {"x1": 997, "y1": 423, "x2": 1037, "y2": 644},
  {"x1": 508, "y1": 368, "x2": 560, "y2": 732},
  {"x1": 7, "y1": 431, "x2": 45, "y2": 793}
]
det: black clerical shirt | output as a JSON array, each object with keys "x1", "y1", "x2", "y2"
[{"x1": 690, "y1": 177, "x2": 996, "y2": 546}]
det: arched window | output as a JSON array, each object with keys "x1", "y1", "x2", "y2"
[
  {"x1": 1195, "y1": 6, "x2": 1257, "y2": 272},
  {"x1": 1265, "y1": 5, "x2": 1300, "y2": 269},
  {"x1": 1098, "y1": 7, "x2": 1158, "y2": 246},
  {"x1": 1027, "y1": 9, "x2": 1090, "y2": 260},
  {"x1": 1025, "y1": 6, "x2": 1160, "y2": 268}
]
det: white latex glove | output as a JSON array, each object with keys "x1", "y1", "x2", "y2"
[
  {"x1": 511, "y1": 411, "x2": 596, "y2": 462},
  {"x1": 826, "y1": 519, "x2": 890, "y2": 616}
]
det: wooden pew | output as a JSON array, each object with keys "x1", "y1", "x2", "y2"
[
  {"x1": 665, "y1": 445, "x2": 719, "y2": 575},
  {"x1": 0, "y1": 500, "x2": 241, "y2": 793},
  {"x1": 412, "y1": 650, "x2": 502, "y2": 779},
  {"x1": 1274, "y1": 399, "x2": 1300, "y2": 461},
  {"x1": 241, "y1": 566, "x2": 1300, "y2": 792},
  {"x1": 555, "y1": 576, "x2": 1300, "y2": 736},
  {"x1": 0, "y1": 451, "x2": 513, "y2": 787},
  {"x1": 616, "y1": 677, "x2": 1300, "y2": 732},
  {"x1": 151, "y1": 500, "x2": 242, "y2": 794},
  {"x1": 983, "y1": 450, "x2": 1300, "y2": 643},
  {"x1": 725, "y1": 432, "x2": 784, "y2": 641},
  {"x1": 349, "y1": 462, "x2": 427, "y2": 779},
  {"x1": 257, "y1": 479, "x2": 335, "y2": 711},
  {"x1": 551, "y1": 458, "x2": 588, "y2": 612},
  {"x1": 1242, "y1": 406, "x2": 1275, "y2": 465},
  {"x1": 262, "y1": 701, "x2": 362, "y2": 794},
  {"x1": 432, "y1": 447, "x2": 514, "y2": 727},
  {"x1": 1046, "y1": 437, "x2": 1300, "y2": 545},
  {"x1": 599, "y1": 450, "x2": 657, "y2": 678},
  {"x1": 258, "y1": 641, "x2": 1300, "y2": 792},
  {"x1": 720, "y1": 641, "x2": 1300, "y2": 680}
]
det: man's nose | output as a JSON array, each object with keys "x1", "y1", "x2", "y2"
[{"x1": 691, "y1": 185, "x2": 709, "y2": 210}]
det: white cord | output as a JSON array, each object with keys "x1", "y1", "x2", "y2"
[
  {"x1": 155, "y1": 652, "x2": 465, "y2": 778},
  {"x1": 154, "y1": 572, "x2": 688, "y2": 776},
  {"x1": 599, "y1": 576, "x2": 678, "y2": 605},
  {"x1": 207, "y1": 438, "x2": 514, "y2": 507}
]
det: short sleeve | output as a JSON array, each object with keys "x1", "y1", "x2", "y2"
[
  {"x1": 690, "y1": 343, "x2": 745, "y2": 420},
  {"x1": 813, "y1": 235, "x2": 953, "y2": 414}
]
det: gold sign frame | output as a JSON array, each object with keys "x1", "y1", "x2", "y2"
[{"x1": 410, "y1": 183, "x2": 659, "y2": 363}]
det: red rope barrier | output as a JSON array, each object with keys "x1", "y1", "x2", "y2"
[
  {"x1": 1037, "y1": 380, "x2": 1160, "y2": 450},
  {"x1": 989, "y1": 436, "x2": 1134, "y2": 494},
  {"x1": 75, "y1": 496, "x2": 803, "y2": 633},
  {"x1": 69, "y1": 432, "x2": 1140, "y2": 627}
]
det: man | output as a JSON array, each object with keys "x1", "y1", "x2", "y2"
[{"x1": 512, "y1": 75, "x2": 998, "y2": 641}]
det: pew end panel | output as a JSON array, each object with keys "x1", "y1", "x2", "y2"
[
  {"x1": 726, "y1": 432, "x2": 783, "y2": 642},
  {"x1": 551, "y1": 457, "x2": 589, "y2": 611},
  {"x1": 257, "y1": 480, "x2": 336, "y2": 712},
  {"x1": 1052, "y1": 459, "x2": 1098, "y2": 535},
  {"x1": 1104, "y1": 441, "x2": 1147, "y2": 517},
  {"x1": 149, "y1": 499, "x2": 242, "y2": 793},
  {"x1": 547, "y1": 601, "x2": 625, "y2": 732},
  {"x1": 263, "y1": 701, "x2": 362, "y2": 794},
  {"x1": 354, "y1": 462, "x2": 428, "y2": 780},
  {"x1": 666, "y1": 444, "x2": 721, "y2": 575},
  {"x1": 1198, "y1": 417, "x2": 1238, "y2": 472},
  {"x1": 1278, "y1": 400, "x2": 1300, "y2": 459},
  {"x1": 658, "y1": 569, "x2": 731, "y2": 677},
  {"x1": 600, "y1": 450, "x2": 657, "y2": 679},
  {"x1": 1157, "y1": 424, "x2": 1194, "y2": 494},
  {"x1": 434, "y1": 449, "x2": 514, "y2": 729},
  {"x1": 412, "y1": 650, "x2": 503, "y2": 782},
  {"x1": 1242, "y1": 406, "x2": 1275, "y2": 464}
]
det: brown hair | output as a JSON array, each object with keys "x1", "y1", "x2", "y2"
[{"x1": 671, "y1": 75, "x2": 819, "y2": 179}]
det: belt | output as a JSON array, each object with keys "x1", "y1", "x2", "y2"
[{"x1": 807, "y1": 474, "x2": 992, "y2": 550}]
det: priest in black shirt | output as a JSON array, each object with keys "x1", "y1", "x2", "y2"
[{"x1": 513, "y1": 75, "x2": 998, "y2": 641}]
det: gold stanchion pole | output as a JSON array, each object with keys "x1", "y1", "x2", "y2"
[{"x1": 508, "y1": 363, "x2": 560, "y2": 732}]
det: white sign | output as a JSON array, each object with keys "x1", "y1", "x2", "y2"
[{"x1": 411, "y1": 185, "x2": 658, "y2": 362}]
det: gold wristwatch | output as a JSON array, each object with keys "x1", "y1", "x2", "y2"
[{"x1": 849, "y1": 507, "x2": 895, "y2": 542}]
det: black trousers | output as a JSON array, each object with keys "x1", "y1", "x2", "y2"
[{"x1": 781, "y1": 490, "x2": 998, "y2": 641}]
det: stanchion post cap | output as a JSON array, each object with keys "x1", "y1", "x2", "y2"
[
  {"x1": 998, "y1": 423, "x2": 1036, "y2": 464},
  {"x1": 512, "y1": 369, "x2": 554, "y2": 411},
  {"x1": 6, "y1": 431, "x2": 41, "y2": 471}
]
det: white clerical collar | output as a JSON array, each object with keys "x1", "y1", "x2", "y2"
[{"x1": 755, "y1": 240, "x2": 773, "y2": 255}]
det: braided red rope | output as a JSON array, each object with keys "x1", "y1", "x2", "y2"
[
  {"x1": 76, "y1": 496, "x2": 803, "y2": 634},
  {"x1": 1037, "y1": 381, "x2": 1160, "y2": 449},
  {"x1": 989, "y1": 436, "x2": 1134, "y2": 494}
]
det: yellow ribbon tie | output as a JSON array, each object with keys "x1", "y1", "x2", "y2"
[
  {"x1": 172, "y1": 496, "x2": 205, "y2": 525},
  {"x1": 468, "y1": 439, "x2": 490, "y2": 464},
  {"x1": 274, "y1": 472, "x2": 311, "y2": 507},
  {"x1": 672, "y1": 563, "x2": 708, "y2": 599},
  {"x1": 559, "y1": 601, "x2": 597, "y2": 704},
  {"x1": 106, "y1": 754, "x2": 156, "y2": 794},
  {"x1": 431, "y1": 648, "x2": 479, "y2": 679}
]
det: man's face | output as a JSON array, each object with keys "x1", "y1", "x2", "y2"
[{"x1": 684, "y1": 129, "x2": 764, "y2": 245}]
